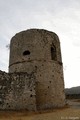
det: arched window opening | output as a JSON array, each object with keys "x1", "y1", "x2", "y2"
[
  {"x1": 51, "y1": 45, "x2": 57, "y2": 60},
  {"x1": 23, "y1": 50, "x2": 30, "y2": 56}
]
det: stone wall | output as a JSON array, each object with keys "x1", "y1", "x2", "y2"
[
  {"x1": 0, "y1": 64, "x2": 65, "y2": 110},
  {"x1": 35, "y1": 61, "x2": 65, "y2": 110},
  {"x1": 0, "y1": 70, "x2": 36, "y2": 110}
]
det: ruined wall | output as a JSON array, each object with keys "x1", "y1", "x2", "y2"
[{"x1": 0, "y1": 70, "x2": 36, "y2": 110}]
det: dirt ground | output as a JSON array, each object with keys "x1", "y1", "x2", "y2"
[{"x1": 0, "y1": 99, "x2": 80, "y2": 120}]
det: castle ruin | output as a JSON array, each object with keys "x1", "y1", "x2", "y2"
[{"x1": 0, "y1": 29, "x2": 65, "y2": 110}]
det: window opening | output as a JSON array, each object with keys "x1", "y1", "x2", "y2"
[
  {"x1": 51, "y1": 45, "x2": 57, "y2": 60},
  {"x1": 23, "y1": 50, "x2": 30, "y2": 56}
]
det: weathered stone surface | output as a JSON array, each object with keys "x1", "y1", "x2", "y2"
[
  {"x1": 0, "y1": 71, "x2": 36, "y2": 110},
  {"x1": 0, "y1": 29, "x2": 65, "y2": 110},
  {"x1": 9, "y1": 29, "x2": 62, "y2": 72}
]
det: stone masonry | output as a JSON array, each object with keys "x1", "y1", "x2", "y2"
[
  {"x1": 0, "y1": 70, "x2": 36, "y2": 110},
  {"x1": 0, "y1": 29, "x2": 65, "y2": 110}
]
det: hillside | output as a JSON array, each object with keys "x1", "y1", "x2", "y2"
[{"x1": 65, "y1": 86, "x2": 80, "y2": 94}]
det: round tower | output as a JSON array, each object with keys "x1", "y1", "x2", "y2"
[{"x1": 9, "y1": 29, "x2": 65, "y2": 110}]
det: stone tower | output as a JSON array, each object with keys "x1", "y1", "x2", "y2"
[{"x1": 9, "y1": 29, "x2": 65, "y2": 110}]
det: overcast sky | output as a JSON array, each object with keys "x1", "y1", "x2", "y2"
[{"x1": 0, "y1": 0, "x2": 80, "y2": 88}]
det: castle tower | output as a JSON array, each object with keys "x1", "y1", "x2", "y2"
[{"x1": 9, "y1": 29, "x2": 65, "y2": 110}]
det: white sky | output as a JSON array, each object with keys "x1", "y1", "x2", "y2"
[{"x1": 0, "y1": 0, "x2": 80, "y2": 88}]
